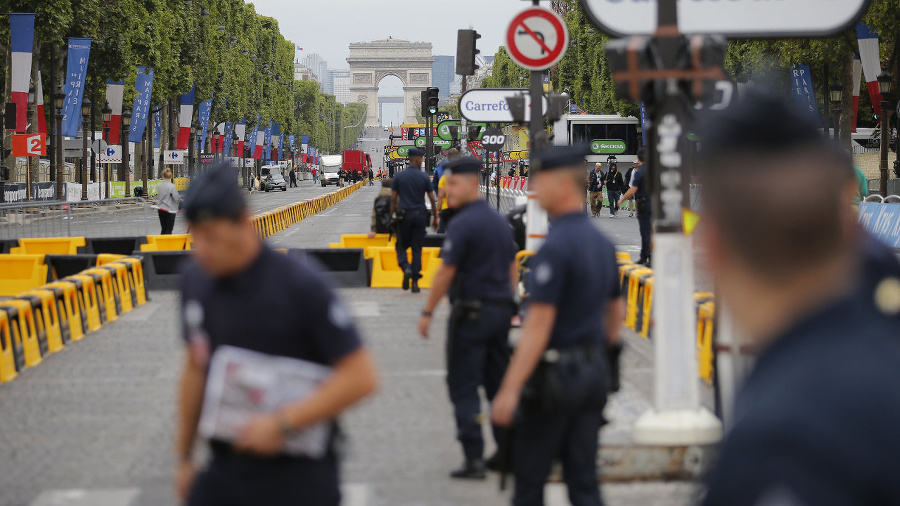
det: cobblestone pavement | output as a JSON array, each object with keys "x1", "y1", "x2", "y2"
[{"x1": 0, "y1": 185, "x2": 704, "y2": 506}]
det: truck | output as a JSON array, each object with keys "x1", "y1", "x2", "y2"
[
  {"x1": 341, "y1": 150, "x2": 369, "y2": 181},
  {"x1": 319, "y1": 155, "x2": 343, "y2": 187}
]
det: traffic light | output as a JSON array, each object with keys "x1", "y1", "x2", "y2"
[
  {"x1": 467, "y1": 125, "x2": 483, "y2": 142},
  {"x1": 421, "y1": 87, "x2": 439, "y2": 116},
  {"x1": 456, "y1": 29, "x2": 481, "y2": 76}
]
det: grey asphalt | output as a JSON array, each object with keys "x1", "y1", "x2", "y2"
[{"x1": 0, "y1": 139, "x2": 706, "y2": 505}]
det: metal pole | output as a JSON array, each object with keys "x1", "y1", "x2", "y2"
[
  {"x1": 124, "y1": 140, "x2": 130, "y2": 198},
  {"x1": 81, "y1": 115, "x2": 88, "y2": 200},
  {"x1": 56, "y1": 110, "x2": 63, "y2": 200},
  {"x1": 91, "y1": 84, "x2": 97, "y2": 183},
  {"x1": 0, "y1": 111, "x2": 5, "y2": 203},
  {"x1": 524, "y1": 70, "x2": 548, "y2": 252},
  {"x1": 49, "y1": 46, "x2": 56, "y2": 187},
  {"x1": 881, "y1": 98, "x2": 889, "y2": 196},
  {"x1": 141, "y1": 129, "x2": 148, "y2": 198}
]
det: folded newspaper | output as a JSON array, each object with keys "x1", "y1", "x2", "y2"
[{"x1": 199, "y1": 345, "x2": 334, "y2": 458}]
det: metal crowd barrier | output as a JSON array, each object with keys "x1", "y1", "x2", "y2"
[{"x1": 0, "y1": 198, "x2": 153, "y2": 240}]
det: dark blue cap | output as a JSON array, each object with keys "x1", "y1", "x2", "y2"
[
  {"x1": 530, "y1": 144, "x2": 591, "y2": 173},
  {"x1": 408, "y1": 148, "x2": 425, "y2": 157},
  {"x1": 445, "y1": 157, "x2": 482, "y2": 175},
  {"x1": 184, "y1": 163, "x2": 247, "y2": 223}
]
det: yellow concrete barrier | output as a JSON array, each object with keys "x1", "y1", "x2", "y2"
[
  {"x1": 0, "y1": 310, "x2": 20, "y2": 384},
  {"x1": 98, "y1": 262, "x2": 134, "y2": 314},
  {"x1": 42, "y1": 281, "x2": 86, "y2": 342},
  {"x1": 19, "y1": 291, "x2": 65, "y2": 354},
  {"x1": 369, "y1": 246, "x2": 442, "y2": 288},
  {"x1": 0, "y1": 254, "x2": 50, "y2": 297},
  {"x1": 65, "y1": 275, "x2": 104, "y2": 331},
  {"x1": 82, "y1": 268, "x2": 120, "y2": 323},
  {"x1": 625, "y1": 267, "x2": 653, "y2": 330},
  {"x1": 0, "y1": 300, "x2": 43, "y2": 368},
  {"x1": 10, "y1": 237, "x2": 86, "y2": 255},
  {"x1": 140, "y1": 234, "x2": 192, "y2": 251},
  {"x1": 111, "y1": 257, "x2": 147, "y2": 306},
  {"x1": 697, "y1": 300, "x2": 716, "y2": 384},
  {"x1": 330, "y1": 234, "x2": 395, "y2": 257}
]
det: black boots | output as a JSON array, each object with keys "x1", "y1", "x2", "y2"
[
  {"x1": 402, "y1": 268, "x2": 412, "y2": 291},
  {"x1": 450, "y1": 458, "x2": 486, "y2": 480},
  {"x1": 411, "y1": 279, "x2": 420, "y2": 293}
]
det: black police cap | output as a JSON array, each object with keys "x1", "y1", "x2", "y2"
[
  {"x1": 408, "y1": 148, "x2": 425, "y2": 157},
  {"x1": 530, "y1": 144, "x2": 592, "y2": 173},
  {"x1": 184, "y1": 163, "x2": 247, "y2": 223},
  {"x1": 445, "y1": 157, "x2": 482, "y2": 175}
]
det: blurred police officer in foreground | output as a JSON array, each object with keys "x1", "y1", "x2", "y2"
[
  {"x1": 175, "y1": 165, "x2": 378, "y2": 506},
  {"x1": 418, "y1": 157, "x2": 518, "y2": 480},
  {"x1": 618, "y1": 148, "x2": 650, "y2": 265},
  {"x1": 697, "y1": 92, "x2": 900, "y2": 505},
  {"x1": 492, "y1": 146, "x2": 625, "y2": 506},
  {"x1": 391, "y1": 147, "x2": 439, "y2": 293}
]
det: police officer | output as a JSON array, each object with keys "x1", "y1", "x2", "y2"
[
  {"x1": 492, "y1": 146, "x2": 626, "y2": 506},
  {"x1": 617, "y1": 148, "x2": 650, "y2": 265},
  {"x1": 391, "y1": 147, "x2": 438, "y2": 293},
  {"x1": 697, "y1": 92, "x2": 900, "y2": 505},
  {"x1": 418, "y1": 157, "x2": 518, "y2": 480},
  {"x1": 175, "y1": 165, "x2": 379, "y2": 506}
]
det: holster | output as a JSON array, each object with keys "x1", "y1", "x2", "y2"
[
  {"x1": 521, "y1": 345, "x2": 608, "y2": 414},
  {"x1": 446, "y1": 300, "x2": 483, "y2": 369},
  {"x1": 636, "y1": 197, "x2": 649, "y2": 214},
  {"x1": 606, "y1": 341, "x2": 624, "y2": 393}
]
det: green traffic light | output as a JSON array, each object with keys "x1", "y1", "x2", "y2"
[{"x1": 429, "y1": 106, "x2": 438, "y2": 114}]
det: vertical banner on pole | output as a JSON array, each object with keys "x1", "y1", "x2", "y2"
[
  {"x1": 197, "y1": 98, "x2": 212, "y2": 151},
  {"x1": 61, "y1": 38, "x2": 92, "y2": 137},
  {"x1": 252, "y1": 118, "x2": 265, "y2": 159},
  {"x1": 271, "y1": 123, "x2": 281, "y2": 161},
  {"x1": 856, "y1": 23, "x2": 884, "y2": 118},
  {"x1": 639, "y1": 102, "x2": 649, "y2": 146},
  {"x1": 10, "y1": 13, "x2": 35, "y2": 133},
  {"x1": 177, "y1": 85, "x2": 195, "y2": 149},
  {"x1": 105, "y1": 79, "x2": 125, "y2": 144},
  {"x1": 153, "y1": 105, "x2": 162, "y2": 148},
  {"x1": 223, "y1": 121, "x2": 234, "y2": 154},
  {"x1": 789, "y1": 65, "x2": 822, "y2": 127},
  {"x1": 128, "y1": 67, "x2": 154, "y2": 143},
  {"x1": 852, "y1": 56, "x2": 862, "y2": 133},
  {"x1": 235, "y1": 119, "x2": 246, "y2": 156},
  {"x1": 263, "y1": 121, "x2": 273, "y2": 160},
  {"x1": 35, "y1": 65, "x2": 47, "y2": 135}
]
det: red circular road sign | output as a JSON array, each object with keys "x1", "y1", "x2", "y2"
[{"x1": 505, "y1": 7, "x2": 569, "y2": 71}]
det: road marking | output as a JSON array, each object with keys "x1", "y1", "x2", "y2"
[
  {"x1": 349, "y1": 301, "x2": 380, "y2": 317},
  {"x1": 383, "y1": 369, "x2": 447, "y2": 378},
  {"x1": 342, "y1": 483, "x2": 371, "y2": 506},
  {"x1": 30, "y1": 489, "x2": 140, "y2": 506}
]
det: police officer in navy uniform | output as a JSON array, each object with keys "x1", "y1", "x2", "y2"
[
  {"x1": 175, "y1": 165, "x2": 379, "y2": 506},
  {"x1": 391, "y1": 147, "x2": 439, "y2": 293},
  {"x1": 618, "y1": 149, "x2": 650, "y2": 265},
  {"x1": 697, "y1": 92, "x2": 900, "y2": 506},
  {"x1": 418, "y1": 157, "x2": 518, "y2": 480},
  {"x1": 492, "y1": 145, "x2": 626, "y2": 506}
]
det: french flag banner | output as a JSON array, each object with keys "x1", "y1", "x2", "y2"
[
  {"x1": 177, "y1": 85, "x2": 195, "y2": 149},
  {"x1": 271, "y1": 123, "x2": 281, "y2": 161},
  {"x1": 252, "y1": 119, "x2": 265, "y2": 159},
  {"x1": 216, "y1": 122, "x2": 226, "y2": 153},
  {"x1": 852, "y1": 56, "x2": 862, "y2": 133},
  {"x1": 234, "y1": 119, "x2": 246, "y2": 157},
  {"x1": 105, "y1": 79, "x2": 124, "y2": 144},
  {"x1": 35, "y1": 65, "x2": 47, "y2": 135},
  {"x1": 10, "y1": 13, "x2": 35, "y2": 132},
  {"x1": 856, "y1": 23, "x2": 884, "y2": 118},
  {"x1": 61, "y1": 38, "x2": 92, "y2": 137},
  {"x1": 248, "y1": 116, "x2": 260, "y2": 158}
]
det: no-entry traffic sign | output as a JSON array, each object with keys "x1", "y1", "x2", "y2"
[
  {"x1": 506, "y1": 7, "x2": 568, "y2": 71},
  {"x1": 580, "y1": 0, "x2": 871, "y2": 38}
]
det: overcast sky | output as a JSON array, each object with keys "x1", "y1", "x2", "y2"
[{"x1": 251, "y1": 0, "x2": 525, "y2": 69}]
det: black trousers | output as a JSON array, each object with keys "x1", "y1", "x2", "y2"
[
  {"x1": 158, "y1": 210, "x2": 176, "y2": 235},
  {"x1": 446, "y1": 303, "x2": 511, "y2": 459},
  {"x1": 637, "y1": 210, "x2": 651, "y2": 261},
  {"x1": 396, "y1": 212, "x2": 426, "y2": 278},
  {"x1": 188, "y1": 450, "x2": 340, "y2": 506}
]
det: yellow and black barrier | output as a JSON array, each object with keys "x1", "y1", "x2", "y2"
[{"x1": 251, "y1": 180, "x2": 367, "y2": 239}]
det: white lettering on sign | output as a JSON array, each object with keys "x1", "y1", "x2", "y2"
[{"x1": 657, "y1": 114, "x2": 683, "y2": 226}]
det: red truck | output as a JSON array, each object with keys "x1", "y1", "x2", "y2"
[{"x1": 341, "y1": 150, "x2": 371, "y2": 180}]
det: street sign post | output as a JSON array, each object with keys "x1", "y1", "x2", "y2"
[
  {"x1": 164, "y1": 150, "x2": 185, "y2": 165},
  {"x1": 459, "y1": 89, "x2": 548, "y2": 123},
  {"x1": 580, "y1": 0, "x2": 871, "y2": 38},
  {"x1": 99, "y1": 145, "x2": 123, "y2": 163},
  {"x1": 481, "y1": 128, "x2": 506, "y2": 152},
  {"x1": 505, "y1": 7, "x2": 569, "y2": 71}
]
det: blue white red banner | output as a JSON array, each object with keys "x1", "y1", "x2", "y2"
[
  {"x1": 105, "y1": 79, "x2": 125, "y2": 144},
  {"x1": 10, "y1": 13, "x2": 35, "y2": 132},
  {"x1": 177, "y1": 85, "x2": 195, "y2": 149},
  {"x1": 61, "y1": 38, "x2": 92, "y2": 137},
  {"x1": 790, "y1": 64, "x2": 821, "y2": 127},
  {"x1": 856, "y1": 23, "x2": 884, "y2": 118},
  {"x1": 128, "y1": 67, "x2": 154, "y2": 143}
]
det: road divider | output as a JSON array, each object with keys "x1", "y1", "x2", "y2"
[{"x1": 253, "y1": 180, "x2": 367, "y2": 239}]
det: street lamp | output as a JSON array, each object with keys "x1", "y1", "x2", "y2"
[
  {"x1": 54, "y1": 86, "x2": 66, "y2": 200},
  {"x1": 878, "y1": 71, "x2": 892, "y2": 197},
  {"x1": 80, "y1": 97, "x2": 92, "y2": 200},
  {"x1": 101, "y1": 101, "x2": 112, "y2": 199},
  {"x1": 122, "y1": 110, "x2": 132, "y2": 197},
  {"x1": 829, "y1": 80, "x2": 842, "y2": 142}
]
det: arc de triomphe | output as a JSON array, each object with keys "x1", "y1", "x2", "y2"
[{"x1": 347, "y1": 38, "x2": 434, "y2": 126}]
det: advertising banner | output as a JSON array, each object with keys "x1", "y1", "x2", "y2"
[
  {"x1": 128, "y1": 67, "x2": 154, "y2": 143},
  {"x1": 61, "y1": 38, "x2": 92, "y2": 137}
]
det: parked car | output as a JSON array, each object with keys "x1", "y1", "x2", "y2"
[{"x1": 261, "y1": 170, "x2": 287, "y2": 192}]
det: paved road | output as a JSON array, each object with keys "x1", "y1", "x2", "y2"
[{"x1": 0, "y1": 186, "x2": 702, "y2": 506}]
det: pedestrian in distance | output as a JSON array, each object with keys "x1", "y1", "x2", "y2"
[
  {"x1": 617, "y1": 149, "x2": 650, "y2": 265},
  {"x1": 622, "y1": 162, "x2": 636, "y2": 217},
  {"x1": 492, "y1": 145, "x2": 625, "y2": 506},
  {"x1": 289, "y1": 168, "x2": 297, "y2": 188},
  {"x1": 368, "y1": 168, "x2": 374, "y2": 186},
  {"x1": 312, "y1": 167, "x2": 318, "y2": 183},
  {"x1": 391, "y1": 148, "x2": 439, "y2": 293},
  {"x1": 696, "y1": 91, "x2": 900, "y2": 506},
  {"x1": 419, "y1": 157, "x2": 518, "y2": 480},
  {"x1": 605, "y1": 161, "x2": 624, "y2": 217},
  {"x1": 368, "y1": 178, "x2": 393, "y2": 239},
  {"x1": 156, "y1": 167, "x2": 181, "y2": 235},
  {"x1": 588, "y1": 163, "x2": 605, "y2": 217},
  {"x1": 175, "y1": 164, "x2": 378, "y2": 506}
]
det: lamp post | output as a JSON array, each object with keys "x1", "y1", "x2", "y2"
[
  {"x1": 81, "y1": 97, "x2": 92, "y2": 200},
  {"x1": 102, "y1": 101, "x2": 112, "y2": 199},
  {"x1": 122, "y1": 110, "x2": 131, "y2": 197},
  {"x1": 878, "y1": 71, "x2": 892, "y2": 197},
  {"x1": 829, "y1": 80, "x2": 843, "y2": 142},
  {"x1": 54, "y1": 87, "x2": 65, "y2": 201}
]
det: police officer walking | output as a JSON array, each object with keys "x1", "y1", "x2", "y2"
[
  {"x1": 492, "y1": 146, "x2": 625, "y2": 506},
  {"x1": 697, "y1": 92, "x2": 900, "y2": 506},
  {"x1": 175, "y1": 165, "x2": 379, "y2": 506},
  {"x1": 391, "y1": 147, "x2": 438, "y2": 293},
  {"x1": 618, "y1": 149, "x2": 650, "y2": 265},
  {"x1": 418, "y1": 157, "x2": 518, "y2": 480}
]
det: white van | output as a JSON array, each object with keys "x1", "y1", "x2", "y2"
[{"x1": 320, "y1": 155, "x2": 343, "y2": 187}]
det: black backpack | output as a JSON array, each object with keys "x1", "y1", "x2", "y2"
[{"x1": 373, "y1": 195, "x2": 393, "y2": 233}]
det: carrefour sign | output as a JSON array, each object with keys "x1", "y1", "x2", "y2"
[{"x1": 459, "y1": 89, "x2": 548, "y2": 123}]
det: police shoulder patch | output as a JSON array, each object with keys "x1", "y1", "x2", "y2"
[
  {"x1": 535, "y1": 262, "x2": 553, "y2": 285},
  {"x1": 328, "y1": 299, "x2": 353, "y2": 329}
]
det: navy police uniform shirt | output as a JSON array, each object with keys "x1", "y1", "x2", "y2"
[
  {"x1": 441, "y1": 199, "x2": 517, "y2": 301},
  {"x1": 180, "y1": 245, "x2": 362, "y2": 367},
  {"x1": 702, "y1": 293, "x2": 900, "y2": 506},
  {"x1": 392, "y1": 165, "x2": 432, "y2": 212},
  {"x1": 529, "y1": 213, "x2": 620, "y2": 349},
  {"x1": 631, "y1": 166, "x2": 648, "y2": 200}
]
